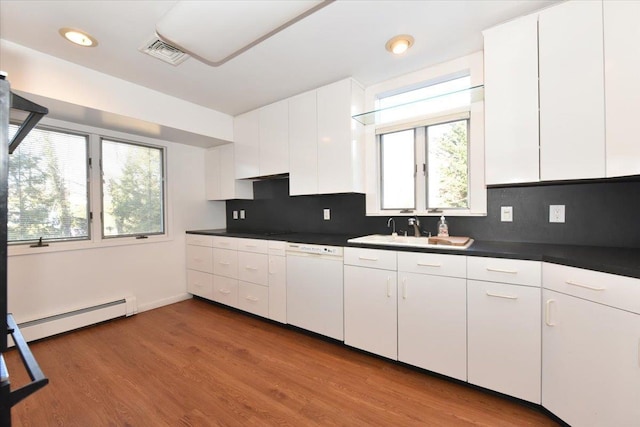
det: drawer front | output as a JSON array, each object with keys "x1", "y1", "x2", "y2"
[
  {"x1": 213, "y1": 275, "x2": 239, "y2": 308},
  {"x1": 186, "y1": 234, "x2": 213, "y2": 247},
  {"x1": 344, "y1": 247, "x2": 397, "y2": 270},
  {"x1": 398, "y1": 252, "x2": 466, "y2": 278},
  {"x1": 238, "y1": 251, "x2": 268, "y2": 285},
  {"x1": 187, "y1": 269, "x2": 214, "y2": 299},
  {"x1": 212, "y1": 236, "x2": 238, "y2": 250},
  {"x1": 186, "y1": 245, "x2": 213, "y2": 273},
  {"x1": 238, "y1": 281, "x2": 269, "y2": 317},
  {"x1": 268, "y1": 240, "x2": 287, "y2": 256},
  {"x1": 467, "y1": 257, "x2": 541, "y2": 287},
  {"x1": 236, "y1": 238, "x2": 269, "y2": 254},
  {"x1": 543, "y1": 263, "x2": 640, "y2": 314},
  {"x1": 213, "y1": 248, "x2": 238, "y2": 279}
]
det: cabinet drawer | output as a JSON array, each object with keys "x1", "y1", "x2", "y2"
[
  {"x1": 213, "y1": 248, "x2": 238, "y2": 279},
  {"x1": 543, "y1": 263, "x2": 640, "y2": 314},
  {"x1": 238, "y1": 281, "x2": 269, "y2": 317},
  {"x1": 213, "y1": 236, "x2": 238, "y2": 250},
  {"x1": 268, "y1": 240, "x2": 286, "y2": 256},
  {"x1": 467, "y1": 257, "x2": 541, "y2": 287},
  {"x1": 213, "y1": 275, "x2": 238, "y2": 308},
  {"x1": 344, "y1": 247, "x2": 396, "y2": 270},
  {"x1": 187, "y1": 269, "x2": 213, "y2": 299},
  {"x1": 398, "y1": 252, "x2": 466, "y2": 278},
  {"x1": 238, "y1": 251, "x2": 268, "y2": 285},
  {"x1": 186, "y1": 245, "x2": 213, "y2": 273},
  {"x1": 237, "y1": 238, "x2": 269, "y2": 254},
  {"x1": 186, "y1": 234, "x2": 213, "y2": 247}
]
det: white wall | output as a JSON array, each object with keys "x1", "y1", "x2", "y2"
[{"x1": 7, "y1": 130, "x2": 226, "y2": 324}]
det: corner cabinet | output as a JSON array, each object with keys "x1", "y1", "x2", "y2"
[
  {"x1": 542, "y1": 263, "x2": 640, "y2": 426},
  {"x1": 205, "y1": 144, "x2": 253, "y2": 201},
  {"x1": 289, "y1": 78, "x2": 365, "y2": 195},
  {"x1": 604, "y1": 0, "x2": 640, "y2": 177}
]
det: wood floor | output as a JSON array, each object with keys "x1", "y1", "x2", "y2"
[{"x1": 4, "y1": 298, "x2": 559, "y2": 426}]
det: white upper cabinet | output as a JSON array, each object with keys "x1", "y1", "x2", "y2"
[
  {"x1": 233, "y1": 109, "x2": 260, "y2": 179},
  {"x1": 259, "y1": 99, "x2": 289, "y2": 176},
  {"x1": 289, "y1": 91, "x2": 318, "y2": 195},
  {"x1": 538, "y1": 0, "x2": 605, "y2": 181},
  {"x1": 205, "y1": 144, "x2": 253, "y2": 201},
  {"x1": 483, "y1": 14, "x2": 539, "y2": 185},
  {"x1": 604, "y1": 0, "x2": 640, "y2": 177},
  {"x1": 316, "y1": 78, "x2": 365, "y2": 194}
]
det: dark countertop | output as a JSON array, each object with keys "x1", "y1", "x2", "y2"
[{"x1": 186, "y1": 229, "x2": 640, "y2": 280}]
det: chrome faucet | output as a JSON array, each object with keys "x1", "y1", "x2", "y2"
[
  {"x1": 408, "y1": 216, "x2": 421, "y2": 237},
  {"x1": 387, "y1": 217, "x2": 396, "y2": 234}
]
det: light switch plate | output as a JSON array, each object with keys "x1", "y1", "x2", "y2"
[
  {"x1": 549, "y1": 205, "x2": 565, "y2": 223},
  {"x1": 323, "y1": 208, "x2": 330, "y2": 220},
  {"x1": 240, "y1": 210, "x2": 245, "y2": 220},
  {"x1": 501, "y1": 206, "x2": 513, "y2": 222},
  {"x1": 233, "y1": 211, "x2": 238, "y2": 220}
]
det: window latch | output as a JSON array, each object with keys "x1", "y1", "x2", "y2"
[
  {"x1": 30, "y1": 237, "x2": 49, "y2": 248},
  {"x1": 135, "y1": 235, "x2": 149, "y2": 240}
]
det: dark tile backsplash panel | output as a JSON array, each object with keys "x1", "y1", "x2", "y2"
[{"x1": 226, "y1": 177, "x2": 640, "y2": 248}]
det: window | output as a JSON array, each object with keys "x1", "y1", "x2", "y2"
[
  {"x1": 8, "y1": 125, "x2": 89, "y2": 243},
  {"x1": 365, "y1": 54, "x2": 486, "y2": 217},
  {"x1": 379, "y1": 118, "x2": 469, "y2": 211},
  {"x1": 6, "y1": 120, "x2": 168, "y2": 248},
  {"x1": 101, "y1": 139, "x2": 165, "y2": 238}
]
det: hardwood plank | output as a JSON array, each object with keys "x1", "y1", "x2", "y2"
[{"x1": 3, "y1": 299, "x2": 559, "y2": 426}]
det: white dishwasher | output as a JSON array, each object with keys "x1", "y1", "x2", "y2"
[{"x1": 286, "y1": 243, "x2": 344, "y2": 341}]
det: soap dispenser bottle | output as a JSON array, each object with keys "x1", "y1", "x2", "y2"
[{"x1": 437, "y1": 216, "x2": 449, "y2": 237}]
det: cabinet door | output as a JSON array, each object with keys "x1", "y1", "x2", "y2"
[
  {"x1": 259, "y1": 100, "x2": 289, "y2": 176},
  {"x1": 398, "y1": 272, "x2": 466, "y2": 381},
  {"x1": 289, "y1": 91, "x2": 318, "y2": 195},
  {"x1": 483, "y1": 14, "x2": 539, "y2": 185},
  {"x1": 468, "y1": 280, "x2": 541, "y2": 403},
  {"x1": 543, "y1": 290, "x2": 640, "y2": 426},
  {"x1": 204, "y1": 148, "x2": 221, "y2": 200},
  {"x1": 186, "y1": 245, "x2": 213, "y2": 273},
  {"x1": 187, "y1": 269, "x2": 214, "y2": 299},
  {"x1": 604, "y1": 0, "x2": 640, "y2": 177},
  {"x1": 233, "y1": 109, "x2": 260, "y2": 179},
  {"x1": 213, "y1": 248, "x2": 238, "y2": 279},
  {"x1": 344, "y1": 265, "x2": 397, "y2": 360},
  {"x1": 317, "y1": 79, "x2": 364, "y2": 194},
  {"x1": 238, "y1": 281, "x2": 269, "y2": 318},
  {"x1": 268, "y1": 255, "x2": 286, "y2": 324},
  {"x1": 539, "y1": 0, "x2": 605, "y2": 181},
  {"x1": 219, "y1": 144, "x2": 252, "y2": 200},
  {"x1": 237, "y1": 251, "x2": 268, "y2": 286}
]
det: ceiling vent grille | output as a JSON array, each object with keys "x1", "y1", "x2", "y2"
[{"x1": 140, "y1": 36, "x2": 189, "y2": 66}]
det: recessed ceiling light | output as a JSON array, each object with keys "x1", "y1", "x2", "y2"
[
  {"x1": 59, "y1": 28, "x2": 98, "y2": 47},
  {"x1": 385, "y1": 35, "x2": 414, "y2": 55}
]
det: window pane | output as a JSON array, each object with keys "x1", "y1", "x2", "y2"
[
  {"x1": 427, "y1": 120, "x2": 469, "y2": 209},
  {"x1": 7, "y1": 125, "x2": 89, "y2": 243},
  {"x1": 380, "y1": 129, "x2": 415, "y2": 210},
  {"x1": 102, "y1": 140, "x2": 164, "y2": 237},
  {"x1": 378, "y1": 76, "x2": 471, "y2": 124}
]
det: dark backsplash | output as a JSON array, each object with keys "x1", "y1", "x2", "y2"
[{"x1": 226, "y1": 176, "x2": 640, "y2": 248}]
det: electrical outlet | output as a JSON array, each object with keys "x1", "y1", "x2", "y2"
[
  {"x1": 323, "y1": 208, "x2": 331, "y2": 221},
  {"x1": 549, "y1": 205, "x2": 565, "y2": 223},
  {"x1": 240, "y1": 210, "x2": 245, "y2": 220},
  {"x1": 500, "y1": 206, "x2": 513, "y2": 222},
  {"x1": 233, "y1": 211, "x2": 238, "y2": 220}
]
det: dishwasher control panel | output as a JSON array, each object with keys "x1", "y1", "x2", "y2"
[{"x1": 286, "y1": 243, "x2": 343, "y2": 257}]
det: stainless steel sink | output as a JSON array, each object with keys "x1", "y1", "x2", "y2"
[{"x1": 347, "y1": 234, "x2": 474, "y2": 250}]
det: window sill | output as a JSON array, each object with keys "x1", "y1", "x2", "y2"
[{"x1": 8, "y1": 233, "x2": 174, "y2": 257}]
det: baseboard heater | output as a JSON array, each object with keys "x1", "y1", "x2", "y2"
[{"x1": 9, "y1": 296, "x2": 137, "y2": 345}]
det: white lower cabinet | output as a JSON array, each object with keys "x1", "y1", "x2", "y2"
[
  {"x1": 398, "y1": 272, "x2": 467, "y2": 381},
  {"x1": 344, "y1": 264, "x2": 397, "y2": 360},
  {"x1": 267, "y1": 242, "x2": 287, "y2": 323},
  {"x1": 187, "y1": 269, "x2": 214, "y2": 300},
  {"x1": 238, "y1": 281, "x2": 269, "y2": 318},
  {"x1": 213, "y1": 275, "x2": 239, "y2": 308},
  {"x1": 542, "y1": 264, "x2": 640, "y2": 426}
]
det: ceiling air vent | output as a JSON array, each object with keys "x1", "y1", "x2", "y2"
[{"x1": 140, "y1": 36, "x2": 189, "y2": 66}]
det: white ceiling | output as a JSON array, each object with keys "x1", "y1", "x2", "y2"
[{"x1": 0, "y1": 0, "x2": 557, "y2": 117}]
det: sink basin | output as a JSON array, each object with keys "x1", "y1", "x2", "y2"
[{"x1": 347, "y1": 234, "x2": 474, "y2": 250}]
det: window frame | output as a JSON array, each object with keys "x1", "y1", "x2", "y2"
[
  {"x1": 363, "y1": 52, "x2": 486, "y2": 217},
  {"x1": 7, "y1": 117, "x2": 172, "y2": 257}
]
